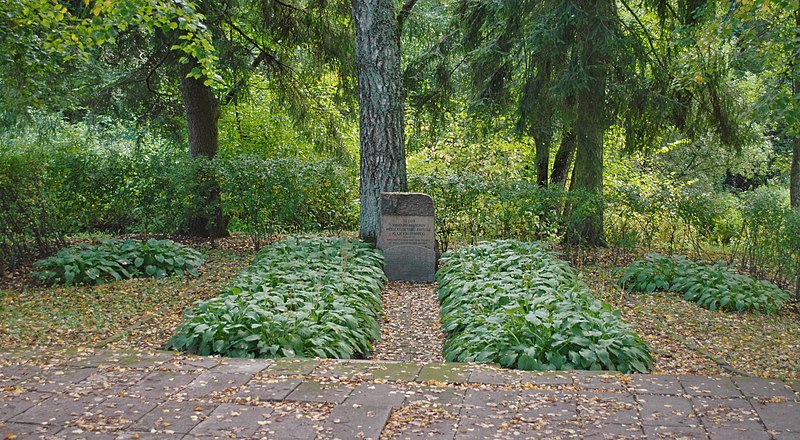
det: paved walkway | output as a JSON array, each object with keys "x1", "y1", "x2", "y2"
[{"x1": 1, "y1": 349, "x2": 798, "y2": 440}]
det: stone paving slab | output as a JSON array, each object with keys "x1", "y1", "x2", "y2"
[
  {"x1": 0, "y1": 348, "x2": 798, "y2": 439},
  {"x1": 130, "y1": 400, "x2": 216, "y2": 434}
]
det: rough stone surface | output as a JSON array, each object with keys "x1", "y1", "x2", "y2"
[
  {"x1": 377, "y1": 192, "x2": 436, "y2": 282},
  {"x1": 0, "y1": 348, "x2": 798, "y2": 440},
  {"x1": 131, "y1": 400, "x2": 216, "y2": 434},
  {"x1": 681, "y1": 375, "x2": 743, "y2": 398},
  {"x1": 628, "y1": 374, "x2": 684, "y2": 395},
  {"x1": 189, "y1": 402, "x2": 271, "y2": 438},
  {"x1": 733, "y1": 376, "x2": 796, "y2": 398}
]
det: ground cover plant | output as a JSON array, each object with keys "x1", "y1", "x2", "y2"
[
  {"x1": 31, "y1": 238, "x2": 204, "y2": 286},
  {"x1": 583, "y1": 255, "x2": 800, "y2": 381},
  {"x1": 0, "y1": 238, "x2": 252, "y2": 348},
  {"x1": 619, "y1": 253, "x2": 790, "y2": 313},
  {"x1": 437, "y1": 240, "x2": 653, "y2": 373},
  {"x1": 167, "y1": 235, "x2": 385, "y2": 359}
]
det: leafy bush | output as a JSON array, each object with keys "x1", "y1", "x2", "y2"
[
  {"x1": 437, "y1": 240, "x2": 652, "y2": 373},
  {"x1": 32, "y1": 239, "x2": 204, "y2": 286},
  {"x1": 734, "y1": 186, "x2": 800, "y2": 293},
  {"x1": 619, "y1": 253, "x2": 790, "y2": 313},
  {"x1": 218, "y1": 157, "x2": 356, "y2": 248},
  {"x1": 0, "y1": 140, "x2": 356, "y2": 267},
  {"x1": 0, "y1": 152, "x2": 64, "y2": 275},
  {"x1": 167, "y1": 236, "x2": 385, "y2": 359},
  {"x1": 410, "y1": 172, "x2": 604, "y2": 250}
]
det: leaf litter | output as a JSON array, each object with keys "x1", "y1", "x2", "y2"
[
  {"x1": 370, "y1": 281, "x2": 445, "y2": 363},
  {"x1": 2, "y1": 241, "x2": 800, "y2": 439},
  {"x1": 1, "y1": 238, "x2": 798, "y2": 382},
  {"x1": 583, "y1": 262, "x2": 800, "y2": 380}
]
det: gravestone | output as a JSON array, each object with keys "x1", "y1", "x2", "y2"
[{"x1": 377, "y1": 192, "x2": 436, "y2": 282}]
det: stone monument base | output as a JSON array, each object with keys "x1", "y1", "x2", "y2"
[{"x1": 377, "y1": 192, "x2": 437, "y2": 283}]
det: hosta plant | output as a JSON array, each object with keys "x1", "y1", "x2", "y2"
[
  {"x1": 167, "y1": 235, "x2": 385, "y2": 359},
  {"x1": 437, "y1": 240, "x2": 652, "y2": 373},
  {"x1": 619, "y1": 253, "x2": 789, "y2": 313},
  {"x1": 32, "y1": 238, "x2": 204, "y2": 286}
]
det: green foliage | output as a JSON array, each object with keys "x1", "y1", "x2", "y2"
[
  {"x1": 410, "y1": 172, "x2": 604, "y2": 249},
  {"x1": 0, "y1": 118, "x2": 358, "y2": 265},
  {"x1": 32, "y1": 238, "x2": 204, "y2": 286},
  {"x1": 619, "y1": 253, "x2": 790, "y2": 313},
  {"x1": 167, "y1": 236, "x2": 385, "y2": 359},
  {"x1": 218, "y1": 76, "x2": 358, "y2": 161},
  {"x1": 218, "y1": 156, "x2": 357, "y2": 248},
  {"x1": 0, "y1": 152, "x2": 63, "y2": 275},
  {"x1": 0, "y1": 0, "x2": 218, "y2": 124},
  {"x1": 735, "y1": 186, "x2": 800, "y2": 289},
  {"x1": 606, "y1": 181, "x2": 743, "y2": 252},
  {"x1": 437, "y1": 240, "x2": 652, "y2": 373}
]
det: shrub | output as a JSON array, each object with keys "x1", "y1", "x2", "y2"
[
  {"x1": 619, "y1": 253, "x2": 790, "y2": 313},
  {"x1": 44, "y1": 149, "x2": 136, "y2": 232},
  {"x1": 166, "y1": 236, "x2": 385, "y2": 358},
  {"x1": 1, "y1": 133, "x2": 356, "y2": 266},
  {"x1": 734, "y1": 186, "x2": 800, "y2": 293},
  {"x1": 218, "y1": 157, "x2": 356, "y2": 248},
  {"x1": 0, "y1": 152, "x2": 63, "y2": 275},
  {"x1": 32, "y1": 238, "x2": 204, "y2": 286},
  {"x1": 437, "y1": 240, "x2": 653, "y2": 373},
  {"x1": 409, "y1": 172, "x2": 604, "y2": 250}
]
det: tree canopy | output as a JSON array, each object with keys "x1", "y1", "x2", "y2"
[{"x1": 1, "y1": 0, "x2": 798, "y2": 249}]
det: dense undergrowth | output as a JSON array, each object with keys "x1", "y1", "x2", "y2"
[
  {"x1": 411, "y1": 172, "x2": 800, "y2": 296},
  {"x1": 3, "y1": 116, "x2": 799, "y2": 299},
  {"x1": 619, "y1": 253, "x2": 790, "y2": 313},
  {"x1": 437, "y1": 240, "x2": 653, "y2": 373},
  {"x1": 0, "y1": 144, "x2": 354, "y2": 275},
  {"x1": 167, "y1": 236, "x2": 385, "y2": 359}
]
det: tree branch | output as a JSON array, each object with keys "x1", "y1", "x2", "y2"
[
  {"x1": 397, "y1": 0, "x2": 418, "y2": 34},
  {"x1": 618, "y1": 0, "x2": 667, "y2": 70},
  {"x1": 275, "y1": 0, "x2": 304, "y2": 13}
]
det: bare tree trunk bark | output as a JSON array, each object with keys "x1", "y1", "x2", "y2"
[
  {"x1": 181, "y1": 60, "x2": 219, "y2": 160},
  {"x1": 568, "y1": 102, "x2": 605, "y2": 246},
  {"x1": 180, "y1": 59, "x2": 227, "y2": 237},
  {"x1": 551, "y1": 128, "x2": 577, "y2": 189},
  {"x1": 790, "y1": 10, "x2": 800, "y2": 208},
  {"x1": 353, "y1": 0, "x2": 408, "y2": 242},
  {"x1": 565, "y1": 0, "x2": 611, "y2": 247},
  {"x1": 534, "y1": 126, "x2": 552, "y2": 187}
]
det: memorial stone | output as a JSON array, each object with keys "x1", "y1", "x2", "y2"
[{"x1": 377, "y1": 192, "x2": 436, "y2": 282}]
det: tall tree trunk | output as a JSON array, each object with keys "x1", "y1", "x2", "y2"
[
  {"x1": 568, "y1": 102, "x2": 605, "y2": 246},
  {"x1": 790, "y1": 9, "x2": 800, "y2": 208},
  {"x1": 551, "y1": 94, "x2": 578, "y2": 189},
  {"x1": 520, "y1": 59, "x2": 554, "y2": 187},
  {"x1": 181, "y1": 60, "x2": 219, "y2": 159},
  {"x1": 533, "y1": 125, "x2": 552, "y2": 186},
  {"x1": 792, "y1": 137, "x2": 800, "y2": 208},
  {"x1": 353, "y1": 0, "x2": 407, "y2": 242},
  {"x1": 180, "y1": 59, "x2": 226, "y2": 237},
  {"x1": 550, "y1": 128, "x2": 577, "y2": 189},
  {"x1": 565, "y1": 2, "x2": 610, "y2": 247}
]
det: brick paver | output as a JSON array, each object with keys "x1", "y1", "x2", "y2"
[{"x1": 1, "y1": 348, "x2": 798, "y2": 439}]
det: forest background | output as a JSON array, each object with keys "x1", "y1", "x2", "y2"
[{"x1": 1, "y1": 0, "x2": 799, "y2": 300}]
